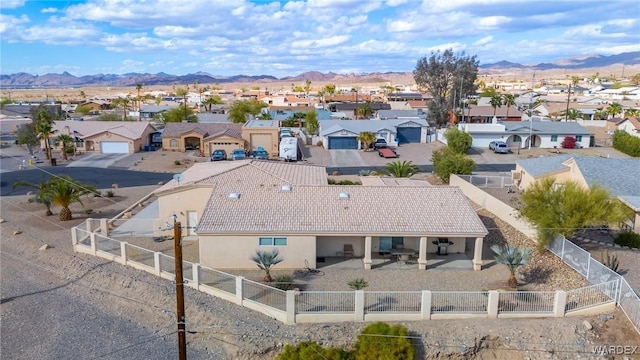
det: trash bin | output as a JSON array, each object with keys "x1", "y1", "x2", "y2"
[
  {"x1": 150, "y1": 144, "x2": 156, "y2": 151},
  {"x1": 50, "y1": 158, "x2": 57, "y2": 166},
  {"x1": 144, "y1": 145, "x2": 149, "y2": 151}
]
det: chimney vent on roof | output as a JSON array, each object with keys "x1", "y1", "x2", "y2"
[
  {"x1": 281, "y1": 185, "x2": 292, "y2": 191},
  {"x1": 229, "y1": 192, "x2": 240, "y2": 199},
  {"x1": 339, "y1": 192, "x2": 350, "y2": 199}
]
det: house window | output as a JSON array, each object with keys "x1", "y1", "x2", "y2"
[
  {"x1": 512, "y1": 135, "x2": 522, "y2": 142},
  {"x1": 550, "y1": 135, "x2": 558, "y2": 142},
  {"x1": 259, "y1": 237, "x2": 287, "y2": 246},
  {"x1": 576, "y1": 135, "x2": 582, "y2": 142},
  {"x1": 170, "y1": 139, "x2": 178, "y2": 148}
]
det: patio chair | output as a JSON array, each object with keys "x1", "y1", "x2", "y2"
[{"x1": 343, "y1": 244, "x2": 354, "y2": 258}]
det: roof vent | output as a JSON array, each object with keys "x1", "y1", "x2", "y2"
[
  {"x1": 229, "y1": 192, "x2": 240, "y2": 199},
  {"x1": 339, "y1": 192, "x2": 350, "y2": 199},
  {"x1": 281, "y1": 185, "x2": 292, "y2": 191}
]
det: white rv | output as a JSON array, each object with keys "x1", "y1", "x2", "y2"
[{"x1": 279, "y1": 136, "x2": 298, "y2": 162}]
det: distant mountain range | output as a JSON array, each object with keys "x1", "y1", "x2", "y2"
[{"x1": 2, "y1": 52, "x2": 638, "y2": 88}]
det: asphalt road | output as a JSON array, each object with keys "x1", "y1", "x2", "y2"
[{"x1": 1, "y1": 168, "x2": 173, "y2": 196}]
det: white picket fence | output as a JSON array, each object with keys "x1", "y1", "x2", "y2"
[{"x1": 72, "y1": 222, "x2": 634, "y2": 327}]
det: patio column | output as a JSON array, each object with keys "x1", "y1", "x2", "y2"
[
  {"x1": 473, "y1": 237, "x2": 484, "y2": 271},
  {"x1": 418, "y1": 236, "x2": 428, "y2": 270},
  {"x1": 363, "y1": 236, "x2": 372, "y2": 270}
]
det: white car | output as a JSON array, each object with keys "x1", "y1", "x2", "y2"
[{"x1": 489, "y1": 141, "x2": 509, "y2": 154}]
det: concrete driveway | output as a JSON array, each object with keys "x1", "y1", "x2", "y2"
[
  {"x1": 329, "y1": 150, "x2": 365, "y2": 167},
  {"x1": 66, "y1": 153, "x2": 130, "y2": 168}
]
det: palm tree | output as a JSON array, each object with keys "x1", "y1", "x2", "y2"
[
  {"x1": 202, "y1": 96, "x2": 223, "y2": 113},
  {"x1": 606, "y1": 102, "x2": 623, "y2": 118},
  {"x1": 48, "y1": 176, "x2": 97, "y2": 221},
  {"x1": 490, "y1": 245, "x2": 533, "y2": 287},
  {"x1": 136, "y1": 82, "x2": 143, "y2": 121},
  {"x1": 54, "y1": 134, "x2": 75, "y2": 160},
  {"x1": 356, "y1": 102, "x2": 373, "y2": 120},
  {"x1": 593, "y1": 108, "x2": 608, "y2": 120},
  {"x1": 175, "y1": 87, "x2": 189, "y2": 122},
  {"x1": 382, "y1": 161, "x2": 419, "y2": 178},
  {"x1": 489, "y1": 94, "x2": 502, "y2": 118},
  {"x1": 13, "y1": 180, "x2": 54, "y2": 216},
  {"x1": 357, "y1": 131, "x2": 376, "y2": 150},
  {"x1": 502, "y1": 94, "x2": 516, "y2": 119},
  {"x1": 34, "y1": 110, "x2": 55, "y2": 160},
  {"x1": 565, "y1": 108, "x2": 583, "y2": 121},
  {"x1": 251, "y1": 249, "x2": 283, "y2": 282},
  {"x1": 625, "y1": 108, "x2": 640, "y2": 117}
]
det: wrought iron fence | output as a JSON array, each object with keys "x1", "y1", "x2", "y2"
[
  {"x1": 431, "y1": 291, "x2": 488, "y2": 313},
  {"x1": 242, "y1": 278, "x2": 286, "y2": 311},
  {"x1": 458, "y1": 175, "x2": 513, "y2": 188},
  {"x1": 498, "y1": 291, "x2": 555, "y2": 313},
  {"x1": 364, "y1": 291, "x2": 421, "y2": 313},
  {"x1": 565, "y1": 280, "x2": 618, "y2": 312},
  {"x1": 296, "y1": 291, "x2": 355, "y2": 313},
  {"x1": 199, "y1": 267, "x2": 236, "y2": 295}
]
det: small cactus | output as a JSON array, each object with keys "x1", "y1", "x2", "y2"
[{"x1": 599, "y1": 250, "x2": 620, "y2": 274}]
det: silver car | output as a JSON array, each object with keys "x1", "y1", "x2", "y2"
[{"x1": 489, "y1": 141, "x2": 509, "y2": 154}]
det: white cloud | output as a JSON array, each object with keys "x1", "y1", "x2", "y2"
[
  {"x1": 40, "y1": 7, "x2": 58, "y2": 14},
  {"x1": 0, "y1": 14, "x2": 29, "y2": 35},
  {"x1": 119, "y1": 59, "x2": 145, "y2": 73},
  {"x1": 1, "y1": 0, "x2": 25, "y2": 9},
  {"x1": 473, "y1": 36, "x2": 493, "y2": 46},
  {"x1": 477, "y1": 16, "x2": 511, "y2": 29}
]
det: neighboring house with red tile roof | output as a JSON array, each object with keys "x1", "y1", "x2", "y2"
[
  {"x1": 50, "y1": 120, "x2": 156, "y2": 154},
  {"x1": 161, "y1": 122, "x2": 244, "y2": 156},
  {"x1": 152, "y1": 160, "x2": 488, "y2": 271}
]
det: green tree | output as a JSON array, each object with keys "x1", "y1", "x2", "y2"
[
  {"x1": 48, "y1": 175, "x2": 97, "y2": 221},
  {"x1": 518, "y1": 178, "x2": 628, "y2": 251},
  {"x1": 303, "y1": 79, "x2": 312, "y2": 96},
  {"x1": 278, "y1": 341, "x2": 350, "y2": 360},
  {"x1": 256, "y1": 112, "x2": 273, "y2": 120},
  {"x1": 162, "y1": 106, "x2": 198, "y2": 123},
  {"x1": 444, "y1": 127, "x2": 472, "y2": 154},
  {"x1": 54, "y1": 134, "x2": 75, "y2": 160},
  {"x1": 431, "y1": 147, "x2": 475, "y2": 183},
  {"x1": 625, "y1": 108, "x2": 640, "y2": 117},
  {"x1": 99, "y1": 113, "x2": 121, "y2": 121},
  {"x1": 357, "y1": 131, "x2": 376, "y2": 150},
  {"x1": 606, "y1": 102, "x2": 623, "y2": 118},
  {"x1": 13, "y1": 179, "x2": 54, "y2": 216},
  {"x1": 593, "y1": 108, "x2": 608, "y2": 120},
  {"x1": 480, "y1": 87, "x2": 498, "y2": 98},
  {"x1": 202, "y1": 95, "x2": 223, "y2": 112},
  {"x1": 354, "y1": 322, "x2": 415, "y2": 360},
  {"x1": 356, "y1": 102, "x2": 373, "y2": 120},
  {"x1": 34, "y1": 110, "x2": 56, "y2": 160},
  {"x1": 490, "y1": 245, "x2": 533, "y2": 287},
  {"x1": 414, "y1": 49, "x2": 479, "y2": 126},
  {"x1": 228, "y1": 99, "x2": 266, "y2": 123},
  {"x1": 0, "y1": 97, "x2": 11, "y2": 109},
  {"x1": 75, "y1": 105, "x2": 92, "y2": 115},
  {"x1": 304, "y1": 111, "x2": 319, "y2": 135},
  {"x1": 565, "y1": 108, "x2": 583, "y2": 121},
  {"x1": 382, "y1": 160, "x2": 419, "y2": 178},
  {"x1": 15, "y1": 122, "x2": 39, "y2": 155},
  {"x1": 136, "y1": 82, "x2": 143, "y2": 121},
  {"x1": 251, "y1": 249, "x2": 283, "y2": 282},
  {"x1": 489, "y1": 94, "x2": 502, "y2": 117},
  {"x1": 612, "y1": 130, "x2": 640, "y2": 157},
  {"x1": 502, "y1": 94, "x2": 516, "y2": 119},
  {"x1": 111, "y1": 97, "x2": 130, "y2": 120},
  {"x1": 175, "y1": 87, "x2": 189, "y2": 122}
]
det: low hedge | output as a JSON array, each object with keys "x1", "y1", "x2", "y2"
[{"x1": 614, "y1": 231, "x2": 640, "y2": 249}]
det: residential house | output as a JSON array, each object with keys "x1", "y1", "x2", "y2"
[
  {"x1": 513, "y1": 155, "x2": 640, "y2": 233},
  {"x1": 161, "y1": 122, "x2": 244, "y2": 155},
  {"x1": 50, "y1": 120, "x2": 157, "y2": 154},
  {"x1": 615, "y1": 116, "x2": 640, "y2": 138},
  {"x1": 140, "y1": 104, "x2": 174, "y2": 120},
  {"x1": 0, "y1": 116, "x2": 31, "y2": 134},
  {"x1": 326, "y1": 102, "x2": 391, "y2": 120},
  {"x1": 320, "y1": 119, "x2": 429, "y2": 149},
  {"x1": 152, "y1": 160, "x2": 488, "y2": 270},
  {"x1": 455, "y1": 120, "x2": 593, "y2": 149},
  {"x1": 241, "y1": 120, "x2": 281, "y2": 155},
  {"x1": 451, "y1": 105, "x2": 522, "y2": 124}
]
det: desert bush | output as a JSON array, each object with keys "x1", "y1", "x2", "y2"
[
  {"x1": 612, "y1": 130, "x2": 640, "y2": 157},
  {"x1": 272, "y1": 274, "x2": 295, "y2": 291},
  {"x1": 614, "y1": 231, "x2": 640, "y2": 249},
  {"x1": 278, "y1": 341, "x2": 350, "y2": 360},
  {"x1": 599, "y1": 250, "x2": 620, "y2": 273},
  {"x1": 354, "y1": 322, "x2": 415, "y2": 360},
  {"x1": 174, "y1": 160, "x2": 181, "y2": 165},
  {"x1": 105, "y1": 190, "x2": 115, "y2": 197}
]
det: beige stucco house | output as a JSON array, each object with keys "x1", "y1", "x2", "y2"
[
  {"x1": 161, "y1": 123, "x2": 244, "y2": 156},
  {"x1": 242, "y1": 120, "x2": 280, "y2": 156},
  {"x1": 153, "y1": 160, "x2": 489, "y2": 271},
  {"x1": 513, "y1": 155, "x2": 640, "y2": 233},
  {"x1": 49, "y1": 120, "x2": 156, "y2": 154}
]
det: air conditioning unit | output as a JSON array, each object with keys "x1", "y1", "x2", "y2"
[{"x1": 511, "y1": 170, "x2": 522, "y2": 181}]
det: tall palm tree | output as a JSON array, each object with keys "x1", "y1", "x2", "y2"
[
  {"x1": 502, "y1": 94, "x2": 516, "y2": 119},
  {"x1": 593, "y1": 108, "x2": 608, "y2": 120},
  {"x1": 251, "y1": 249, "x2": 283, "y2": 282},
  {"x1": 202, "y1": 96, "x2": 223, "y2": 113},
  {"x1": 565, "y1": 108, "x2": 583, "y2": 121},
  {"x1": 13, "y1": 179, "x2": 54, "y2": 216},
  {"x1": 356, "y1": 102, "x2": 373, "y2": 120},
  {"x1": 357, "y1": 131, "x2": 376, "y2": 150},
  {"x1": 49, "y1": 176, "x2": 97, "y2": 221},
  {"x1": 54, "y1": 134, "x2": 75, "y2": 160},
  {"x1": 606, "y1": 102, "x2": 623, "y2": 118},
  {"x1": 490, "y1": 245, "x2": 533, "y2": 287},
  {"x1": 489, "y1": 94, "x2": 502, "y2": 118},
  {"x1": 382, "y1": 161, "x2": 419, "y2": 178},
  {"x1": 625, "y1": 108, "x2": 640, "y2": 117},
  {"x1": 175, "y1": 87, "x2": 189, "y2": 122},
  {"x1": 34, "y1": 110, "x2": 55, "y2": 160},
  {"x1": 136, "y1": 82, "x2": 143, "y2": 121}
]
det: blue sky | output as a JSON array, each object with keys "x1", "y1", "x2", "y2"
[{"x1": 1, "y1": 0, "x2": 639, "y2": 77}]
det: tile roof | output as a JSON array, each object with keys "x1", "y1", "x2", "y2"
[
  {"x1": 320, "y1": 119, "x2": 428, "y2": 136},
  {"x1": 360, "y1": 176, "x2": 432, "y2": 187},
  {"x1": 503, "y1": 121, "x2": 592, "y2": 135},
  {"x1": 197, "y1": 184, "x2": 487, "y2": 236},
  {"x1": 54, "y1": 120, "x2": 154, "y2": 139},
  {"x1": 161, "y1": 122, "x2": 242, "y2": 138},
  {"x1": 377, "y1": 110, "x2": 427, "y2": 119}
]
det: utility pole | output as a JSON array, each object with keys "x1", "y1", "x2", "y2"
[
  {"x1": 528, "y1": 71, "x2": 535, "y2": 150},
  {"x1": 173, "y1": 219, "x2": 187, "y2": 360},
  {"x1": 564, "y1": 84, "x2": 571, "y2": 122}
]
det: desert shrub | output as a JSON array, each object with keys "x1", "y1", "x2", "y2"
[
  {"x1": 614, "y1": 231, "x2": 640, "y2": 249},
  {"x1": 347, "y1": 278, "x2": 369, "y2": 290},
  {"x1": 272, "y1": 274, "x2": 295, "y2": 291},
  {"x1": 105, "y1": 190, "x2": 115, "y2": 197},
  {"x1": 354, "y1": 322, "x2": 415, "y2": 360},
  {"x1": 444, "y1": 126, "x2": 472, "y2": 154},
  {"x1": 278, "y1": 341, "x2": 351, "y2": 360},
  {"x1": 612, "y1": 130, "x2": 640, "y2": 157},
  {"x1": 561, "y1": 136, "x2": 577, "y2": 149},
  {"x1": 174, "y1": 160, "x2": 181, "y2": 165},
  {"x1": 599, "y1": 250, "x2": 620, "y2": 273},
  {"x1": 328, "y1": 179, "x2": 361, "y2": 185},
  {"x1": 431, "y1": 147, "x2": 475, "y2": 183}
]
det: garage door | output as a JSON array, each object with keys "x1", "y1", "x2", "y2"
[
  {"x1": 250, "y1": 133, "x2": 272, "y2": 152},
  {"x1": 397, "y1": 127, "x2": 421, "y2": 144},
  {"x1": 100, "y1": 141, "x2": 129, "y2": 153},
  {"x1": 328, "y1": 137, "x2": 357, "y2": 149}
]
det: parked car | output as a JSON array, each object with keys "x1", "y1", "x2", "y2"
[
  {"x1": 231, "y1": 149, "x2": 246, "y2": 160},
  {"x1": 371, "y1": 138, "x2": 388, "y2": 149},
  {"x1": 489, "y1": 140, "x2": 509, "y2": 154},
  {"x1": 252, "y1": 149, "x2": 269, "y2": 160},
  {"x1": 210, "y1": 149, "x2": 227, "y2": 161}
]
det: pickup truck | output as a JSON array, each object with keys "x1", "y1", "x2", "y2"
[
  {"x1": 377, "y1": 148, "x2": 398, "y2": 158},
  {"x1": 371, "y1": 138, "x2": 388, "y2": 149}
]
